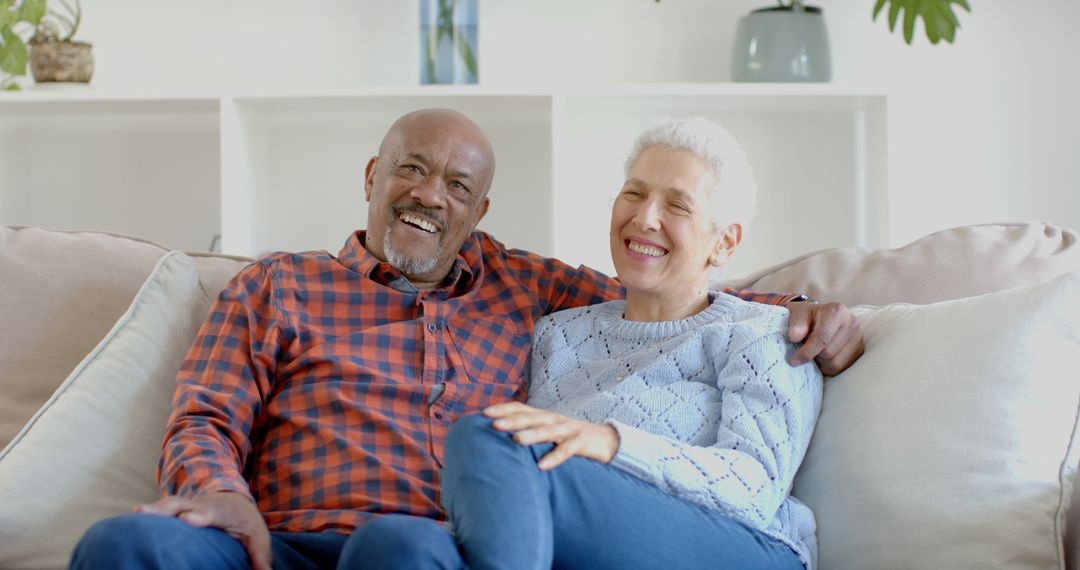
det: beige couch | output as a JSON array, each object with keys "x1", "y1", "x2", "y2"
[{"x1": 1, "y1": 222, "x2": 1079, "y2": 570}]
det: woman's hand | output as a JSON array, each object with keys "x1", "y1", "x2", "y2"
[{"x1": 484, "y1": 402, "x2": 620, "y2": 470}]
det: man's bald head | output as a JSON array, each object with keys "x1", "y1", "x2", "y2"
[{"x1": 379, "y1": 109, "x2": 496, "y2": 197}]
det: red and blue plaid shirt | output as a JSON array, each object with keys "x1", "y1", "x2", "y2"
[{"x1": 159, "y1": 230, "x2": 801, "y2": 533}]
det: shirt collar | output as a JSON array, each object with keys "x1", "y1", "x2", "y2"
[{"x1": 337, "y1": 230, "x2": 479, "y2": 294}]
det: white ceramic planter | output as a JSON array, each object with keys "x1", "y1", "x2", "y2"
[{"x1": 732, "y1": 6, "x2": 831, "y2": 83}]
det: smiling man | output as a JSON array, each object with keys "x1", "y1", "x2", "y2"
[
  {"x1": 70, "y1": 109, "x2": 863, "y2": 570},
  {"x1": 363, "y1": 110, "x2": 494, "y2": 289}
]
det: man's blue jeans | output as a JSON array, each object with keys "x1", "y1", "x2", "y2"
[
  {"x1": 69, "y1": 512, "x2": 460, "y2": 569},
  {"x1": 353, "y1": 414, "x2": 805, "y2": 569}
]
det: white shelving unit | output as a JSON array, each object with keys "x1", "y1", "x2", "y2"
[{"x1": 0, "y1": 85, "x2": 887, "y2": 279}]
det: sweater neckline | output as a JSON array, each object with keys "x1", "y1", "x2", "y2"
[{"x1": 597, "y1": 292, "x2": 739, "y2": 339}]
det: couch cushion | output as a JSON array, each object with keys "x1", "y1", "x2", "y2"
[
  {"x1": 0, "y1": 226, "x2": 168, "y2": 450},
  {"x1": 792, "y1": 271, "x2": 1080, "y2": 570},
  {"x1": 723, "y1": 222, "x2": 1080, "y2": 306},
  {"x1": 189, "y1": 251, "x2": 253, "y2": 301},
  {"x1": 0, "y1": 251, "x2": 211, "y2": 570}
]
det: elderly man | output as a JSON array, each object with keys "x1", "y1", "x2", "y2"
[{"x1": 71, "y1": 109, "x2": 862, "y2": 570}]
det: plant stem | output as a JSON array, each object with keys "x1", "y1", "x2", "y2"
[{"x1": 60, "y1": 0, "x2": 80, "y2": 41}]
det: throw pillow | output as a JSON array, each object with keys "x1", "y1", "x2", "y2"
[
  {"x1": 723, "y1": 222, "x2": 1080, "y2": 306},
  {"x1": 0, "y1": 251, "x2": 210, "y2": 570},
  {"x1": 0, "y1": 225, "x2": 168, "y2": 450},
  {"x1": 792, "y1": 271, "x2": 1080, "y2": 570}
]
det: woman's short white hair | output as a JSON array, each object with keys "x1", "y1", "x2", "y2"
[{"x1": 624, "y1": 117, "x2": 757, "y2": 236}]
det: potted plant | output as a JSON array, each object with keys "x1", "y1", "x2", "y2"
[
  {"x1": 0, "y1": 0, "x2": 45, "y2": 90},
  {"x1": 28, "y1": 0, "x2": 92, "y2": 84},
  {"x1": 726, "y1": 0, "x2": 971, "y2": 82}
]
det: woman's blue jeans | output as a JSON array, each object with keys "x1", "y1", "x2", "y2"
[{"x1": 360, "y1": 413, "x2": 804, "y2": 570}]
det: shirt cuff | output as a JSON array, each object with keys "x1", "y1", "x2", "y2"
[
  {"x1": 604, "y1": 420, "x2": 671, "y2": 482},
  {"x1": 723, "y1": 288, "x2": 809, "y2": 306},
  {"x1": 188, "y1": 478, "x2": 256, "y2": 503}
]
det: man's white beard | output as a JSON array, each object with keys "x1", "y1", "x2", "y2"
[{"x1": 384, "y1": 231, "x2": 441, "y2": 277}]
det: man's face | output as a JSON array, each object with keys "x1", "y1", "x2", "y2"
[{"x1": 364, "y1": 113, "x2": 492, "y2": 286}]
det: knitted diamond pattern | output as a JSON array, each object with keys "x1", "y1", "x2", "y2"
[{"x1": 527, "y1": 294, "x2": 823, "y2": 569}]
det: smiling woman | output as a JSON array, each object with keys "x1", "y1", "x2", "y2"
[
  {"x1": 614, "y1": 117, "x2": 758, "y2": 320},
  {"x1": 426, "y1": 117, "x2": 825, "y2": 570},
  {"x1": 611, "y1": 145, "x2": 741, "y2": 321}
]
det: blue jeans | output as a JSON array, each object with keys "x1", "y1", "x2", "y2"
[
  {"x1": 356, "y1": 414, "x2": 805, "y2": 569},
  {"x1": 70, "y1": 512, "x2": 455, "y2": 570}
]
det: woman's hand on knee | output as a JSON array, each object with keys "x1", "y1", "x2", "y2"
[
  {"x1": 135, "y1": 492, "x2": 272, "y2": 570},
  {"x1": 484, "y1": 402, "x2": 621, "y2": 469}
]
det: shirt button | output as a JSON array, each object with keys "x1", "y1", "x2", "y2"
[
  {"x1": 433, "y1": 411, "x2": 444, "y2": 420},
  {"x1": 427, "y1": 323, "x2": 437, "y2": 333}
]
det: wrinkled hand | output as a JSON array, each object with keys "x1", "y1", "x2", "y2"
[
  {"x1": 135, "y1": 492, "x2": 271, "y2": 570},
  {"x1": 787, "y1": 300, "x2": 865, "y2": 376},
  {"x1": 484, "y1": 402, "x2": 620, "y2": 470}
]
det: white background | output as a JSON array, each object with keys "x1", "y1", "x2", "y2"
[{"x1": 14, "y1": 0, "x2": 1080, "y2": 258}]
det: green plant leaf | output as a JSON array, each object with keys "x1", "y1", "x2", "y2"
[
  {"x1": 924, "y1": 7, "x2": 940, "y2": 43},
  {"x1": 455, "y1": 30, "x2": 477, "y2": 80},
  {"x1": 872, "y1": 0, "x2": 888, "y2": 20},
  {"x1": 931, "y1": 2, "x2": 956, "y2": 43},
  {"x1": 425, "y1": 23, "x2": 438, "y2": 82},
  {"x1": 887, "y1": 1, "x2": 901, "y2": 32},
  {"x1": 0, "y1": 70, "x2": 19, "y2": 90},
  {"x1": 902, "y1": 2, "x2": 916, "y2": 43},
  {"x1": 63, "y1": 0, "x2": 81, "y2": 41},
  {"x1": 938, "y1": 1, "x2": 960, "y2": 26},
  {"x1": 873, "y1": 0, "x2": 970, "y2": 45},
  {"x1": 437, "y1": 0, "x2": 454, "y2": 30},
  {"x1": 0, "y1": 28, "x2": 27, "y2": 75},
  {"x1": 940, "y1": 6, "x2": 957, "y2": 42},
  {"x1": 17, "y1": 0, "x2": 45, "y2": 24}
]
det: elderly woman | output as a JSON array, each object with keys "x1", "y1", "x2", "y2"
[
  {"x1": 354, "y1": 117, "x2": 823, "y2": 570},
  {"x1": 440, "y1": 117, "x2": 823, "y2": 570}
]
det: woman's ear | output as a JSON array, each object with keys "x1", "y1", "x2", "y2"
[{"x1": 709, "y1": 224, "x2": 743, "y2": 267}]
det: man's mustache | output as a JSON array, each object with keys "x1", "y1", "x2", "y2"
[{"x1": 390, "y1": 203, "x2": 446, "y2": 233}]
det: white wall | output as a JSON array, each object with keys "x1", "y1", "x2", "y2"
[{"x1": 70, "y1": 0, "x2": 1080, "y2": 247}]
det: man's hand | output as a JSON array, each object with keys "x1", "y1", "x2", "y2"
[
  {"x1": 787, "y1": 300, "x2": 865, "y2": 376},
  {"x1": 485, "y1": 402, "x2": 620, "y2": 470},
  {"x1": 135, "y1": 492, "x2": 272, "y2": 570}
]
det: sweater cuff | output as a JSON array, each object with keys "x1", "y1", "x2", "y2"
[{"x1": 605, "y1": 420, "x2": 671, "y2": 482}]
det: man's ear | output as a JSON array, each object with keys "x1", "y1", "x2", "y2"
[
  {"x1": 710, "y1": 223, "x2": 743, "y2": 267},
  {"x1": 364, "y1": 156, "x2": 379, "y2": 201},
  {"x1": 474, "y1": 196, "x2": 490, "y2": 226}
]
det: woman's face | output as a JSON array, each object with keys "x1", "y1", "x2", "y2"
[{"x1": 609, "y1": 145, "x2": 736, "y2": 300}]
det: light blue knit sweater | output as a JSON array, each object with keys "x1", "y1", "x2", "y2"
[{"x1": 527, "y1": 293, "x2": 823, "y2": 569}]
